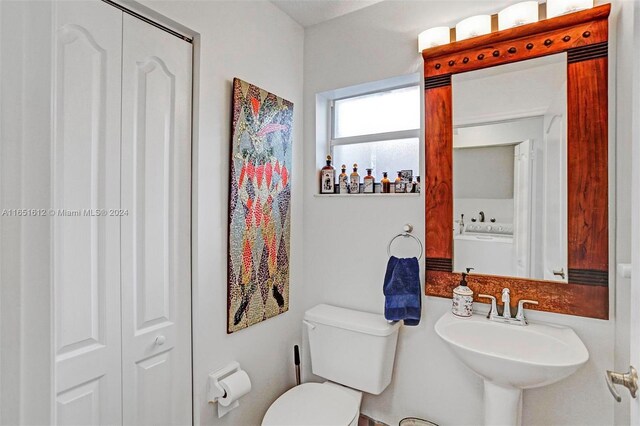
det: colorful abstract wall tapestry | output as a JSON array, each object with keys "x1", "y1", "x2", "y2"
[{"x1": 227, "y1": 78, "x2": 293, "y2": 333}]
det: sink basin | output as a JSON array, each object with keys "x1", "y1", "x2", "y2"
[
  {"x1": 435, "y1": 312, "x2": 588, "y2": 425},
  {"x1": 435, "y1": 311, "x2": 589, "y2": 388}
]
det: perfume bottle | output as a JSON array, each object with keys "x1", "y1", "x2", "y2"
[
  {"x1": 349, "y1": 163, "x2": 360, "y2": 194},
  {"x1": 410, "y1": 177, "x2": 417, "y2": 193},
  {"x1": 363, "y1": 168, "x2": 375, "y2": 193},
  {"x1": 394, "y1": 171, "x2": 404, "y2": 193},
  {"x1": 381, "y1": 172, "x2": 391, "y2": 193},
  {"x1": 320, "y1": 155, "x2": 335, "y2": 194},
  {"x1": 338, "y1": 164, "x2": 348, "y2": 194}
]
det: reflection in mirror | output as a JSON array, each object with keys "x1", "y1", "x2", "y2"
[{"x1": 452, "y1": 53, "x2": 567, "y2": 282}]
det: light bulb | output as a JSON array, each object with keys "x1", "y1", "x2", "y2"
[
  {"x1": 418, "y1": 27, "x2": 451, "y2": 52},
  {"x1": 498, "y1": 2, "x2": 539, "y2": 30},
  {"x1": 546, "y1": 0, "x2": 593, "y2": 18},
  {"x1": 456, "y1": 15, "x2": 492, "y2": 41}
]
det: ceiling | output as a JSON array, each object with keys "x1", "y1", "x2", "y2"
[{"x1": 271, "y1": 0, "x2": 385, "y2": 27}]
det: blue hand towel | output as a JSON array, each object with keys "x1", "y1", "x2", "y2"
[{"x1": 383, "y1": 256, "x2": 421, "y2": 326}]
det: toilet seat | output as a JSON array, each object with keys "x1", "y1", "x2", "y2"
[{"x1": 262, "y1": 382, "x2": 359, "y2": 426}]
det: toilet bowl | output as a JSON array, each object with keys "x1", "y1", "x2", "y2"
[
  {"x1": 262, "y1": 382, "x2": 362, "y2": 426},
  {"x1": 262, "y1": 304, "x2": 401, "y2": 426}
]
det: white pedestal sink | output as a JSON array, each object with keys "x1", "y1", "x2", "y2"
[{"x1": 435, "y1": 312, "x2": 588, "y2": 426}]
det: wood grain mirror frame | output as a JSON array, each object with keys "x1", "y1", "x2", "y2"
[{"x1": 422, "y1": 4, "x2": 611, "y2": 319}]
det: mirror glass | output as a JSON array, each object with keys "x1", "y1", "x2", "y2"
[{"x1": 452, "y1": 53, "x2": 567, "y2": 281}]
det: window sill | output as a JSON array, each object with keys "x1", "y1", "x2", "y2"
[{"x1": 313, "y1": 193, "x2": 421, "y2": 198}]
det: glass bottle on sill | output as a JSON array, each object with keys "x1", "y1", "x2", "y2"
[
  {"x1": 409, "y1": 177, "x2": 417, "y2": 193},
  {"x1": 349, "y1": 163, "x2": 360, "y2": 194},
  {"x1": 381, "y1": 172, "x2": 391, "y2": 193},
  {"x1": 320, "y1": 155, "x2": 335, "y2": 194},
  {"x1": 363, "y1": 168, "x2": 375, "y2": 193},
  {"x1": 394, "y1": 171, "x2": 404, "y2": 193},
  {"x1": 338, "y1": 164, "x2": 348, "y2": 194}
]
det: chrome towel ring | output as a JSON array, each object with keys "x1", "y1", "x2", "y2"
[{"x1": 387, "y1": 224, "x2": 424, "y2": 260}]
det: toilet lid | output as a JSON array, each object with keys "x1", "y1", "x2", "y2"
[{"x1": 262, "y1": 383, "x2": 359, "y2": 426}]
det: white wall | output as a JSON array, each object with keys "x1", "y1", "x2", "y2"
[
  {"x1": 453, "y1": 117, "x2": 544, "y2": 148},
  {"x1": 452, "y1": 54, "x2": 566, "y2": 126},
  {"x1": 454, "y1": 199, "x2": 514, "y2": 224},
  {"x1": 303, "y1": 1, "x2": 618, "y2": 425},
  {"x1": 0, "y1": 1, "x2": 304, "y2": 425},
  {"x1": 454, "y1": 145, "x2": 515, "y2": 199}
]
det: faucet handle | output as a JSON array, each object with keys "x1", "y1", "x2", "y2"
[
  {"x1": 501, "y1": 287, "x2": 510, "y2": 302},
  {"x1": 478, "y1": 294, "x2": 498, "y2": 319},
  {"x1": 515, "y1": 299, "x2": 539, "y2": 323}
]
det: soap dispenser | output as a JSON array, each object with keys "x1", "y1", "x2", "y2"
[{"x1": 452, "y1": 268, "x2": 474, "y2": 317}]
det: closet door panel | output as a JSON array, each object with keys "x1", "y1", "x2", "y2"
[
  {"x1": 120, "y1": 13, "x2": 192, "y2": 426},
  {"x1": 52, "y1": 1, "x2": 123, "y2": 425}
]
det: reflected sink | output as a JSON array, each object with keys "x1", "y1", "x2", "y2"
[{"x1": 435, "y1": 312, "x2": 588, "y2": 425}]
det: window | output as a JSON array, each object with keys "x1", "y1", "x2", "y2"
[{"x1": 327, "y1": 80, "x2": 421, "y2": 183}]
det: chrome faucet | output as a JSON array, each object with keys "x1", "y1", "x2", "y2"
[
  {"x1": 479, "y1": 211, "x2": 485, "y2": 222},
  {"x1": 515, "y1": 299, "x2": 539, "y2": 324},
  {"x1": 478, "y1": 288, "x2": 539, "y2": 326},
  {"x1": 501, "y1": 288, "x2": 511, "y2": 319}
]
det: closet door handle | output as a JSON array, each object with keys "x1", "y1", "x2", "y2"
[
  {"x1": 155, "y1": 335, "x2": 166, "y2": 346},
  {"x1": 606, "y1": 366, "x2": 638, "y2": 402}
]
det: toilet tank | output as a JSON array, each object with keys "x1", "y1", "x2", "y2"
[{"x1": 304, "y1": 304, "x2": 401, "y2": 395}]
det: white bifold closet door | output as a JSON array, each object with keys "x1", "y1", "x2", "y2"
[
  {"x1": 53, "y1": 2, "x2": 192, "y2": 425},
  {"x1": 120, "y1": 13, "x2": 192, "y2": 426},
  {"x1": 53, "y1": 2, "x2": 124, "y2": 424}
]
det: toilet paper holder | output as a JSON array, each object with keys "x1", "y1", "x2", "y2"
[{"x1": 207, "y1": 361, "x2": 246, "y2": 418}]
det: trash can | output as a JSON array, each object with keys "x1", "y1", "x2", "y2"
[{"x1": 399, "y1": 417, "x2": 438, "y2": 426}]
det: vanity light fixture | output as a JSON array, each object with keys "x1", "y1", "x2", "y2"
[
  {"x1": 546, "y1": 0, "x2": 593, "y2": 18},
  {"x1": 498, "y1": 1, "x2": 539, "y2": 30},
  {"x1": 418, "y1": 26, "x2": 451, "y2": 51},
  {"x1": 455, "y1": 15, "x2": 492, "y2": 41},
  {"x1": 417, "y1": 1, "x2": 593, "y2": 52}
]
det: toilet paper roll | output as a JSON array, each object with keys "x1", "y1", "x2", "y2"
[{"x1": 218, "y1": 370, "x2": 252, "y2": 407}]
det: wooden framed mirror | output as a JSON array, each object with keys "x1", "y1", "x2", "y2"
[{"x1": 423, "y1": 4, "x2": 610, "y2": 319}]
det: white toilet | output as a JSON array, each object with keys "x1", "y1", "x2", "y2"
[{"x1": 262, "y1": 304, "x2": 401, "y2": 426}]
